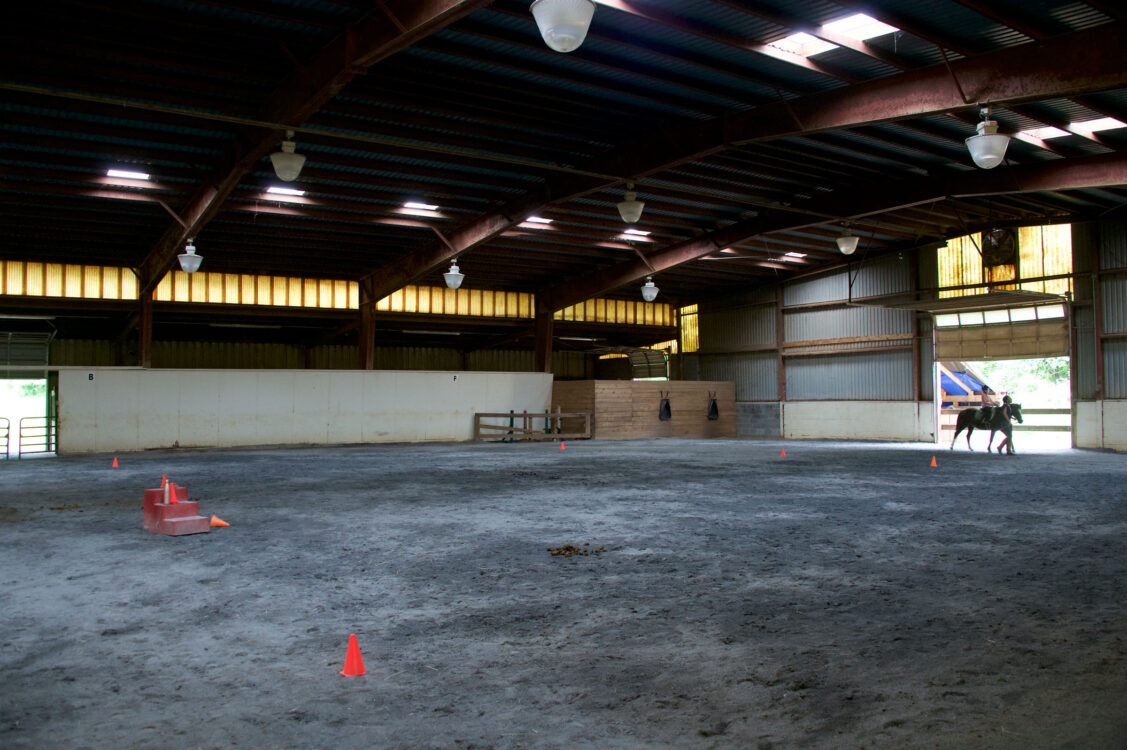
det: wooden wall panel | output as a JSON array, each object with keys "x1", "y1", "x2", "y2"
[{"x1": 551, "y1": 380, "x2": 736, "y2": 440}]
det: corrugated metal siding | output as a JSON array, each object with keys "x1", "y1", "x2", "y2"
[
  {"x1": 786, "y1": 350, "x2": 913, "y2": 400},
  {"x1": 1073, "y1": 306, "x2": 1099, "y2": 399},
  {"x1": 50, "y1": 339, "x2": 118, "y2": 367},
  {"x1": 467, "y1": 349, "x2": 530, "y2": 372},
  {"x1": 785, "y1": 306, "x2": 912, "y2": 342},
  {"x1": 1101, "y1": 276, "x2": 1127, "y2": 334},
  {"x1": 152, "y1": 342, "x2": 304, "y2": 369},
  {"x1": 699, "y1": 304, "x2": 775, "y2": 352},
  {"x1": 1104, "y1": 339, "x2": 1127, "y2": 399},
  {"x1": 700, "y1": 352, "x2": 778, "y2": 401},
  {"x1": 681, "y1": 354, "x2": 701, "y2": 381},
  {"x1": 307, "y1": 346, "x2": 357, "y2": 370},
  {"x1": 784, "y1": 257, "x2": 909, "y2": 305},
  {"x1": 1100, "y1": 221, "x2": 1127, "y2": 270}
]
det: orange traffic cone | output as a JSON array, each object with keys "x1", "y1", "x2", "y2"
[
  {"x1": 340, "y1": 634, "x2": 365, "y2": 677},
  {"x1": 930, "y1": 455, "x2": 937, "y2": 468},
  {"x1": 209, "y1": 515, "x2": 229, "y2": 528},
  {"x1": 112, "y1": 457, "x2": 119, "y2": 468},
  {"x1": 161, "y1": 474, "x2": 167, "y2": 487},
  {"x1": 560, "y1": 441, "x2": 566, "y2": 450},
  {"x1": 780, "y1": 448, "x2": 786, "y2": 458}
]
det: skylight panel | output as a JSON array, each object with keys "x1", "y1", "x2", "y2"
[
  {"x1": 106, "y1": 169, "x2": 150, "y2": 181},
  {"x1": 1071, "y1": 117, "x2": 1126, "y2": 135},
  {"x1": 1020, "y1": 126, "x2": 1069, "y2": 140},
  {"x1": 267, "y1": 186, "x2": 306, "y2": 196},
  {"x1": 823, "y1": 13, "x2": 899, "y2": 41},
  {"x1": 403, "y1": 202, "x2": 439, "y2": 211},
  {"x1": 770, "y1": 31, "x2": 836, "y2": 58}
]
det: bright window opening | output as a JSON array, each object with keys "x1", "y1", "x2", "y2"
[{"x1": 823, "y1": 13, "x2": 898, "y2": 41}]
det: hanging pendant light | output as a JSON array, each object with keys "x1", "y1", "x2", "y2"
[
  {"x1": 836, "y1": 226, "x2": 859, "y2": 255},
  {"x1": 270, "y1": 130, "x2": 306, "y2": 182},
  {"x1": 443, "y1": 260, "x2": 464, "y2": 290},
  {"x1": 531, "y1": 0, "x2": 595, "y2": 53},
  {"x1": 178, "y1": 238, "x2": 202, "y2": 273},
  {"x1": 640, "y1": 276, "x2": 659, "y2": 302},
  {"x1": 965, "y1": 106, "x2": 1010, "y2": 170},
  {"x1": 617, "y1": 181, "x2": 645, "y2": 224}
]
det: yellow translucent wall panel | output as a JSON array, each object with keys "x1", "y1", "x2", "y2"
[
  {"x1": 302, "y1": 279, "x2": 316, "y2": 308},
  {"x1": 44, "y1": 264, "x2": 63, "y2": 296},
  {"x1": 469, "y1": 289, "x2": 482, "y2": 317},
  {"x1": 317, "y1": 280, "x2": 331, "y2": 308},
  {"x1": 334, "y1": 280, "x2": 349, "y2": 309},
  {"x1": 26, "y1": 263, "x2": 44, "y2": 296},
  {"x1": 938, "y1": 233, "x2": 982, "y2": 298},
  {"x1": 238, "y1": 275, "x2": 253, "y2": 304},
  {"x1": 456, "y1": 289, "x2": 470, "y2": 316},
  {"x1": 83, "y1": 266, "x2": 100, "y2": 297},
  {"x1": 417, "y1": 286, "x2": 431, "y2": 314},
  {"x1": 101, "y1": 268, "x2": 118, "y2": 299},
  {"x1": 518, "y1": 293, "x2": 531, "y2": 318},
  {"x1": 255, "y1": 276, "x2": 271, "y2": 305},
  {"x1": 348, "y1": 282, "x2": 359, "y2": 309},
  {"x1": 443, "y1": 287, "x2": 456, "y2": 314},
  {"x1": 986, "y1": 264, "x2": 1017, "y2": 289},
  {"x1": 190, "y1": 272, "x2": 207, "y2": 302},
  {"x1": 154, "y1": 275, "x2": 171, "y2": 301},
  {"x1": 1019, "y1": 224, "x2": 1072, "y2": 295},
  {"x1": 272, "y1": 277, "x2": 286, "y2": 306},
  {"x1": 223, "y1": 274, "x2": 238, "y2": 303},
  {"x1": 64, "y1": 264, "x2": 82, "y2": 297},
  {"x1": 4, "y1": 261, "x2": 24, "y2": 295},
  {"x1": 121, "y1": 270, "x2": 137, "y2": 299},
  {"x1": 401, "y1": 285, "x2": 417, "y2": 313},
  {"x1": 287, "y1": 278, "x2": 301, "y2": 307}
]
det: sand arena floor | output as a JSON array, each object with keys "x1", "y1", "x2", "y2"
[{"x1": 1, "y1": 438, "x2": 1125, "y2": 749}]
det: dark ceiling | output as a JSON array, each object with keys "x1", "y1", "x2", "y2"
[{"x1": 1, "y1": 0, "x2": 1125, "y2": 351}]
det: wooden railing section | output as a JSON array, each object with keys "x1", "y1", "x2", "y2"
[{"x1": 474, "y1": 408, "x2": 591, "y2": 442}]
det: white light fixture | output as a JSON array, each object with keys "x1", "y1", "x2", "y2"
[
  {"x1": 106, "y1": 169, "x2": 151, "y2": 180},
  {"x1": 443, "y1": 260, "x2": 464, "y2": 290},
  {"x1": 267, "y1": 186, "x2": 306, "y2": 196},
  {"x1": 269, "y1": 130, "x2": 306, "y2": 182},
  {"x1": 640, "y1": 276, "x2": 659, "y2": 302},
  {"x1": 617, "y1": 181, "x2": 645, "y2": 223},
  {"x1": 836, "y1": 226, "x2": 859, "y2": 255},
  {"x1": 178, "y1": 238, "x2": 202, "y2": 273},
  {"x1": 531, "y1": 0, "x2": 595, "y2": 53},
  {"x1": 965, "y1": 107, "x2": 1010, "y2": 169}
]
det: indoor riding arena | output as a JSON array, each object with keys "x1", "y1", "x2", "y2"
[
  {"x1": 1, "y1": 439, "x2": 1125, "y2": 749},
  {"x1": 3, "y1": 2, "x2": 1127, "y2": 749}
]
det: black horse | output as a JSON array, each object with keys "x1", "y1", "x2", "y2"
[{"x1": 949, "y1": 403, "x2": 1024, "y2": 454}]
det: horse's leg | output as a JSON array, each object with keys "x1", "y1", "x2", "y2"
[
  {"x1": 951, "y1": 419, "x2": 965, "y2": 450},
  {"x1": 987, "y1": 429, "x2": 997, "y2": 452},
  {"x1": 965, "y1": 424, "x2": 974, "y2": 451}
]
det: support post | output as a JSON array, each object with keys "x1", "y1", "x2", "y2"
[
  {"x1": 534, "y1": 304, "x2": 554, "y2": 373},
  {"x1": 359, "y1": 303, "x2": 375, "y2": 371},
  {"x1": 139, "y1": 296, "x2": 152, "y2": 369}
]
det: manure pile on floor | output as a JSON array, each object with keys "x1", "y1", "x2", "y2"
[{"x1": 547, "y1": 543, "x2": 606, "y2": 557}]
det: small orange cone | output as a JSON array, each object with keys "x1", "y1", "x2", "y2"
[
  {"x1": 168, "y1": 481, "x2": 178, "y2": 505},
  {"x1": 340, "y1": 634, "x2": 365, "y2": 677},
  {"x1": 209, "y1": 515, "x2": 229, "y2": 528},
  {"x1": 930, "y1": 456, "x2": 937, "y2": 468},
  {"x1": 112, "y1": 457, "x2": 118, "y2": 468},
  {"x1": 780, "y1": 448, "x2": 786, "y2": 458},
  {"x1": 161, "y1": 474, "x2": 167, "y2": 487},
  {"x1": 560, "y1": 441, "x2": 566, "y2": 450}
]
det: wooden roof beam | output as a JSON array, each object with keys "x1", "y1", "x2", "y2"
[{"x1": 135, "y1": 0, "x2": 494, "y2": 296}]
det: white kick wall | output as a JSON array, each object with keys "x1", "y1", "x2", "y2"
[
  {"x1": 783, "y1": 401, "x2": 936, "y2": 442},
  {"x1": 57, "y1": 368, "x2": 553, "y2": 453}
]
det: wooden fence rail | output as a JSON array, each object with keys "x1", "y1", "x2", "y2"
[{"x1": 474, "y1": 409, "x2": 591, "y2": 442}]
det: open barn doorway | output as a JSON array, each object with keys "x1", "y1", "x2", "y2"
[
  {"x1": 0, "y1": 376, "x2": 56, "y2": 459},
  {"x1": 938, "y1": 357, "x2": 1071, "y2": 451}
]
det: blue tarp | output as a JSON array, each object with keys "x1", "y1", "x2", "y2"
[
  {"x1": 941, "y1": 372, "x2": 970, "y2": 395},
  {"x1": 953, "y1": 371, "x2": 984, "y2": 393}
]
